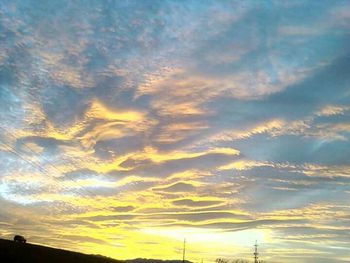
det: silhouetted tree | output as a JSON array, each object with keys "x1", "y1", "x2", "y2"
[
  {"x1": 215, "y1": 258, "x2": 265, "y2": 263},
  {"x1": 215, "y1": 258, "x2": 229, "y2": 263}
]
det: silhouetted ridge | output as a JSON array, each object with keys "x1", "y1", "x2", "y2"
[
  {"x1": 0, "y1": 238, "x2": 190, "y2": 263},
  {"x1": 126, "y1": 259, "x2": 191, "y2": 263}
]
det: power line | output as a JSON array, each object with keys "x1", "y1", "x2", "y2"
[
  {"x1": 0, "y1": 142, "x2": 89, "y2": 201},
  {"x1": 0, "y1": 142, "x2": 63, "y2": 204},
  {"x1": 0, "y1": 138, "x2": 98, "y2": 202},
  {"x1": 0, "y1": 125, "x2": 99, "y2": 198}
]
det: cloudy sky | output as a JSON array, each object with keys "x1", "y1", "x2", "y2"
[{"x1": 1, "y1": 0, "x2": 350, "y2": 262}]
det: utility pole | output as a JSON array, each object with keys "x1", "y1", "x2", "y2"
[
  {"x1": 254, "y1": 240, "x2": 259, "y2": 263},
  {"x1": 182, "y1": 238, "x2": 186, "y2": 263}
]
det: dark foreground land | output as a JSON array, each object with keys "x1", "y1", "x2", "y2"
[
  {"x1": 0, "y1": 238, "x2": 123, "y2": 263},
  {"x1": 0, "y1": 238, "x2": 189, "y2": 263}
]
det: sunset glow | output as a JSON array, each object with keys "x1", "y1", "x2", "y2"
[{"x1": 1, "y1": 1, "x2": 350, "y2": 263}]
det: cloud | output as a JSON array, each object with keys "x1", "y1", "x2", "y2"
[
  {"x1": 154, "y1": 182, "x2": 196, "y2": 193},
  {"x1": 112, "y1": 205, "x2": 136, "y2": 212},
  {"x1": 172, "y1": 199, "x2": 223, "y2": 208},
  {"x1": 108, "y1": 147, "x2": 241, "y2": 177},
  {"x1": 144, "y1": 211, "x2": 250, "y2": 223},
  {"x1": 1, "y1": 0, "x2": 350, "y2": 262}
]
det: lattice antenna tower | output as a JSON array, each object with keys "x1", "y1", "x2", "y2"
[{"x1": 254, "y1": 240, "x2": 259, "y2": 263}]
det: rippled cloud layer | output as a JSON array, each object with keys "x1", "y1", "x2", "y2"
[{"x1": 1, "y1": 1, "x2": 350, "y2": 262}]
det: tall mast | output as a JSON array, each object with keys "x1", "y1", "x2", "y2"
[
  {"x1": 182, "y1": 238, "x2": 186, "y2": 263},
  {"x1": 254, "y1": 240, "x2": 259, "y2": 263}
]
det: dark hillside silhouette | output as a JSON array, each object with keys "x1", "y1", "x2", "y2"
[
  {"x1": 0, "y1": 238, "x2": 122, "y2": 263},
  {"x1": 0, "y1": 238, "x2": 191, "y2": 263}
]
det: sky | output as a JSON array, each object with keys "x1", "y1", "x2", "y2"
[{"x1": 0, "y1": 0, "x2": 350, "y2": 262}]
